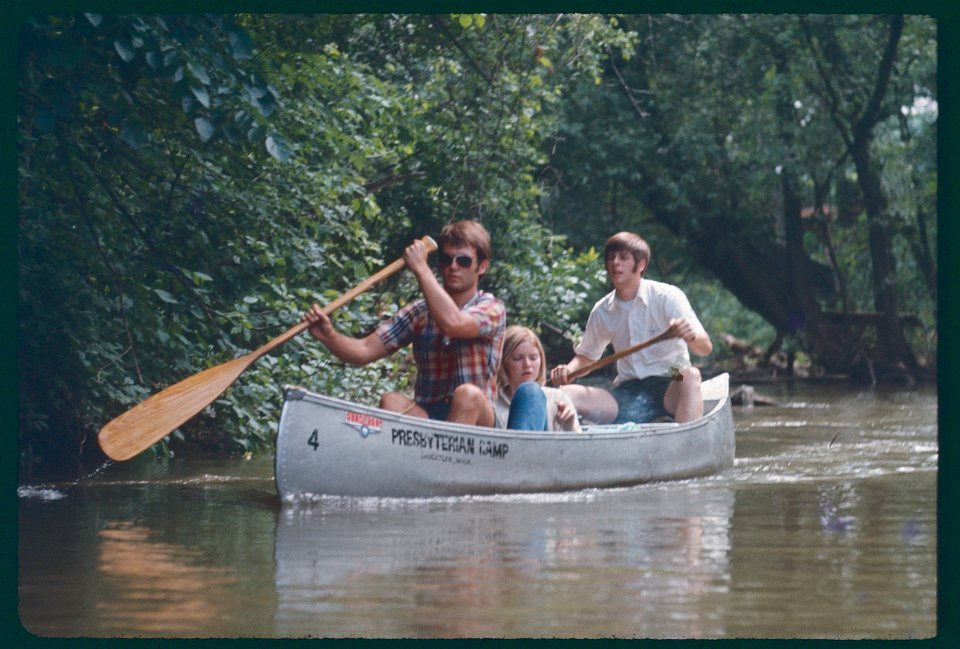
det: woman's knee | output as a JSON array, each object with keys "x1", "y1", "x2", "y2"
[{"x1": 514, "y1": 381, "x2": 545, "y2": 402}]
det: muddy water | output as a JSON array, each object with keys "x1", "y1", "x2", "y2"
[{"x1": 18, "y1": 382, "x2": 937, "y2": 638}]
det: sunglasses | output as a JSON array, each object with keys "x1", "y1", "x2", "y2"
[{"x1": 438, "y1": 253, "x2": 475, "y2": 269}]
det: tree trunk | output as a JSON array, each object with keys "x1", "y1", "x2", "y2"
[
  {"x1": 910, "y1": 200, "x2": 937, "y2": 297},
  {"x1": 846, "y1": 16, "x2": 918, "y2": 381},
  {"x1": 772, "y1": 48, "x2": 847, "y2": 370},
  {"x1": 850, "y1": 137, "x2": 918, "y2": 380}
]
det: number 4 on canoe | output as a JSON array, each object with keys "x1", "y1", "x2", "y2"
[{"x1": 97, "y1": 236, "x2": 438, "y2": 462}]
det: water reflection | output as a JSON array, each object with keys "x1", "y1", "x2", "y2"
[
  {"x1": 18, "y1": 472, "x2": 280, "y2": 638},
  {"x1": 96, "y1": 523, "x2": 236, "y2": 636},
  {"x1": 273, "y1": 485, "x2": 734, "y2": 638},
  {"x1": 725, "y1": 475, "x2": 936, "y2": 639}
]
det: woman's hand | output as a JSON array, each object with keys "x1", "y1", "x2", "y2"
[{"x1": 555, "y1": 399, "x2": 576, "y2": 424}]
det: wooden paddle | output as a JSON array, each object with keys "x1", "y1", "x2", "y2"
[
  {"x1": 561, "y1": 328, "x2": 674, "y2": 383},
  {"x1": 98, "y1": 236, "x2": 438, "y2": 461}
]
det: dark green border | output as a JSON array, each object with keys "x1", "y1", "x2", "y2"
[{"x1": 6, "y1": 2, "x2": 956, "y2": 648}]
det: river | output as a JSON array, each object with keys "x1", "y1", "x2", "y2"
[{"x1": 17, "y1": 381, "x2": 937, "y2": 639}]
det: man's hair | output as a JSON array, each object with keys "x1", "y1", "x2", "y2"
[
  {"x1": 496, "y1": 325, "x2": 547, "y2": 388},
  {"x1": 604, "y1": 231, "x2": 651, "y2": 274},
  {"x1": 439, "y1": 220, "x2": 492, "y2": 263}
]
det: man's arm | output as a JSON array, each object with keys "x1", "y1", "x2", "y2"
[
  {"x1": 666, "y1": 317, "x2": 713, "y2": 356},
  {"x1": 550, "y1": 305, "x2": 609, "y2": 385},
  {"x1": 688, "y1": 329, "x2": 713, "y2": 356},
  {"x1": 404, "y1": 239, "x2": 482, "y2": 338},
  {"x1": 301, "y1": 304, "x2": 390, "y2": 365}
]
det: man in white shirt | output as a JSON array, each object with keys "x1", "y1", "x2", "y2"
[{"x1": 550, "y1": 232, "x2": 713, "y2": 424}]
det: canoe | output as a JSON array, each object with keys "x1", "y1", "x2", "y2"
[{"x1": 275, "y1": 373, "x2": 735, "y2": 499}]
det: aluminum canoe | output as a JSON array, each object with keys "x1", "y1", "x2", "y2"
[{"x1": 275, "y1": 373, "x2": 734, "y2": 499}]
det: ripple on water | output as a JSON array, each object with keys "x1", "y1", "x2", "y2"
[{"x1": 17, "y1": 486, "x2": 67, "y2": 501}]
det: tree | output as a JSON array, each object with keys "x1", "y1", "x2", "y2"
[
  {"x1": 19, "y1": 14, "x2": 290, "y2": 473},
  {"x1": 800, "y1": 14, "x2": 929, "y2": 381},
  {"x1": 542, "y1": 14, "x2": 936, "y2": 381}
]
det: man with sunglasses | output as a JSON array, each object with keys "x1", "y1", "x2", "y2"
[
  {"x1": 550, "y1": 231, "x2": 712, "y2": 424},
  {"x1": 301, "y1": 220, "x2": 506, "y2": 426}
]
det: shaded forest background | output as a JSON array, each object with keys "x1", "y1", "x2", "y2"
[{"x1": 17, "y1": 13, "x2": 938, "y2": 477}]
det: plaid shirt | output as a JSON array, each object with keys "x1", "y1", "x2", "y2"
[{"x1": 376, "y1": 290, "x2": 506, "y2": 405}]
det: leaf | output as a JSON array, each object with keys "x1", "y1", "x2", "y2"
[
  {"x1": 254, "y1": 92, "x2": 277, "y2": 118},
  {"x1": 195, "y1": 117, "x2": 215, "y2": 142},
  {"x1": 265, "y1": 134, "x2": 292, "y2": 162},
  {"x1": 153, "y1": 289, "x2": 179, "y2": 304},
  {"x1": 191, "y1": 86, "x2": 210, "y2": 108},
  {"x1": 114, "y1": 39, "x2": 136, "y2": 62},
  {"x1": 229, "y1": 30, "x2": 253, "y2": 60},
  {"x1": 84, "y1": 13, "x2": 103, "y2": 27},
  {"x1": 120, "y1": 122, "x2": 147, "y2": 148},
  {"x1": 187, "y1": 61, "x2": 211, "y2": 85}
]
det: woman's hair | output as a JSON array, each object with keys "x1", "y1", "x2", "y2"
[
  {"x1": 604, "y1": 231, "x2": 651, "y2": 274},
  {"x1": 496, "y1": 325, "x2": 547, "y2": 388},
  {"x1": 439, "y1": 220, "x2": 492, "y2": 263}
]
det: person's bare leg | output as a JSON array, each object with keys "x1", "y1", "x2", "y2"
[
  {"x1": 447, "y1": 384, "x2": 495, "y2": 427},
  {"x1": 380, "y1": 392, "x2": 428, "y2": 418},
  {"x1": 663, "y1": 366, "x2": 703, "y2": 423},
  {"x1": 559, "y1": 384, "x2": 618, "y2": 424}
]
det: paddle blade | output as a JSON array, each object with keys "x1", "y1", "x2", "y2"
[{"x1": 97, "y1": 354, "x2": 256, "y2": 461}]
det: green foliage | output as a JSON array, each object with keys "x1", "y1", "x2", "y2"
[
  {"x1": 18, "y1": 13, "x2": 632, "y2": 475},
  {"x1": 684, "y1": 278, "x2": 777, "y2": 363},
  {"x1": 17, "y1": 13, "x2": 936, "y2": 477}
]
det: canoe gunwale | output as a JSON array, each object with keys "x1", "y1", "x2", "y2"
[{"x1": 280, "y1": 373, "x2": 728, "y2": 442}]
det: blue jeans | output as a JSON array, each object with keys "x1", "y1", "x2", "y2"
[
  {"x1": 506, "y1": 381, "x2": 548, "y2": 431},
  {"x1": 421, "y1": 399, "x2": 451, "y2": 421},
  {"x1": 611, "y1": 376, "x2": 673, "y2": 424}
]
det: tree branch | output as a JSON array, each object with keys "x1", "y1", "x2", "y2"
[{"x1": 855, "y1": 15, "x2": 904, "y2": 139}]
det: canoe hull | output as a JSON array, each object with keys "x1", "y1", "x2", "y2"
[{"x1": 276, "y1": 373, "x2": 734, "y2": 499}]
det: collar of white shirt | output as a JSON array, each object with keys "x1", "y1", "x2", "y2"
[{"x1": 602, "y1": 279, "x2": 651, "y2": 312}]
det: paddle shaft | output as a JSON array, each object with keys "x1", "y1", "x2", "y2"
[
  {"x1": 97, "y1": 236, "x2": 437, "y2": 461},
  {"x1": 563, "y1": 328, "x2": 673, "y2": 383},
  {"x1": 256, "y1": 237, "x2": 437, "y2": 357}
]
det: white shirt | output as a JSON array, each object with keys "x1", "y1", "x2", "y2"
[{"x1": 575, "y1": 279, "x2": 706, "y2": 386}]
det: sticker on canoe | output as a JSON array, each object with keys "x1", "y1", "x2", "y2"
[{"x1": 345, "y1": 411, "x2": 383, "y2": 437}]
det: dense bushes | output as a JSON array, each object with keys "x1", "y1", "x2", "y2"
[{"x1": 18, "y1": 13, "x2": 936, "y2": 478}]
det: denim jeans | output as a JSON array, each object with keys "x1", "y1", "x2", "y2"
[
  {"x1": 421, "y1": 399, "x2": 451, "y2": 421},
  {"x1": 611, "y1": 376, "x2": 673, "y2": 424},
  {"x1": 506, "y1": 381, "x2": 548, "y2": 431}
]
